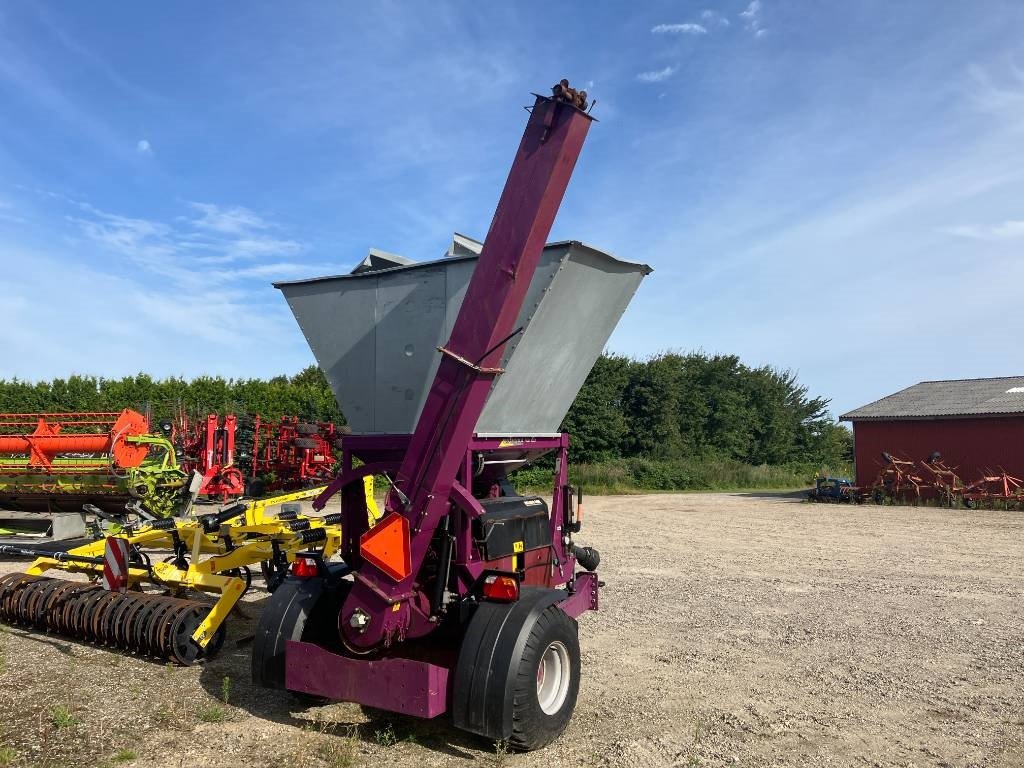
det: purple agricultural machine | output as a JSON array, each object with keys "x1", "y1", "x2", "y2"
[{"x1": 255, "y1": 82, "x2": 650, "y2": 749}]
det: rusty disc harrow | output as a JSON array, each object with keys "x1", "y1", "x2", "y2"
[{"x1": 0, "y1": 573, "x2": 223, "y2": 665}]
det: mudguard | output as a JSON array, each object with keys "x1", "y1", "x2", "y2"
[
  {"x1": 452, "y1": 587, "x2": 563, "y2": 740},
  {"x1": 251, "y1": 575, "x2": 333, "y2": 689}
]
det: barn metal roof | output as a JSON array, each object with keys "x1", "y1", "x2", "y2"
[{"x1": 841, "y1": 376, "x2": 1024, "y2": 421}]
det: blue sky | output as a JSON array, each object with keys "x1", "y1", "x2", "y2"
[{"x1": 1, "y1": 2, "x2": 1022, "y2": 419}]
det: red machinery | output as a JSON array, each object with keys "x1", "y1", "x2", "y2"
[
  {"x1": 962, "y1": 470, "x2": 1024, "y2": 508},
  {"x1": 0, "y1": 410, "x2": 150, "y2": 471},
  {"x1": 248, "y1": 415, "x2": 345, "y2": 495},
  {"x1": 0, "y1": 410, "x2": 189, "y2": 517},
  {"x1": 170, "y1": 413, "x2": 245, "y2": 501}
]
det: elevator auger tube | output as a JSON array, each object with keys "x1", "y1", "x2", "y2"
[{"x1": 261, "y1": 81, "x2": 651, "y2": 751}]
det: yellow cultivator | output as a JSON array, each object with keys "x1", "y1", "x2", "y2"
[{"x1": 0, "y1": 479, "x2": 379, "y2": 664}]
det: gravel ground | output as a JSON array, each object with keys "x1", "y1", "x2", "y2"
[{"x1": 0, "y1": 492, "x2": 1022, "y2": 768}]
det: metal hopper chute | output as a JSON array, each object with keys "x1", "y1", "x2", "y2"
[{"x1": 275, "y1": 236, "x2": 651, "y2": 437}]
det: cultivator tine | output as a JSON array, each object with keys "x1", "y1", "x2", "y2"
[{"x1": 0, "y1": 574, "x2": 222, "y2": 665}]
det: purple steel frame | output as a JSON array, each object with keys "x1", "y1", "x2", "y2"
[
  {"x1": 291, "y1": 433, "x2": 598, "y2": 716},
  {"x1": 289, "y1": 91, "x2": 598, "y2": 713},
  {"x1": 321, "y1": 433, "x2": 592, "y2": 595}
]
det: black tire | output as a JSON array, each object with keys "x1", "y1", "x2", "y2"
[
  {"x1": 294, "y1": 438, "x2": 318, "y2": 449},
  {"x1": 507, "y1": 606, "x2": 581, "y2": 751},
  {"x1": 296, "y1": 423, "x2": 320, "y2": 435},
  {"x1": 246, "y1": 477, "x2": 266, "y2": 498}
]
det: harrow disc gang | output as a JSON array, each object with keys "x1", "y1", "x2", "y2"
[{"x1": 0, "y1": 573, "x2": 223, "y2": 665}]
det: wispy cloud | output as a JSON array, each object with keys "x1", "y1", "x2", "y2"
[
  {"x1": 136, "y1": 139, "x2": 152, "y2": 154},
  {"x1": 739, "y1": 0, "x2": 768, "y2": 36},
  {"x1": 739, "y1": 0, "x2": 762, "y2": 20},
  {"x1": 652, "y1": 23, "x2": 708, "y2": 36},
  {"x1": 966, "y1": 62, "x2": 1024, "y2": 119},
  {"x1": 945, "y1": 219, "x2": 1024, "y2": 240},
  {"x1": 700, "y1": 10, "x2": 730, "y2": 27},
  {"x1": 62, "y1": 197, "x2": 314, "y2": 293},
  {"x1": 189, "y1": 201, "x2": 269, "y2": 235},
  {"x1": 637, "y1": 66, "x2": 677, "y2": 83}
]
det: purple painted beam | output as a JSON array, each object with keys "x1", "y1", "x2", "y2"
[
  {"x1": 559, "y1": 571, "x2": 600, "y2": 618},
  {"x1": 340, "y1": 93, "x2": 596, "y2": 650},
  {"x1": 285, "y1": 640, "x2": 450, "y2": 719}
]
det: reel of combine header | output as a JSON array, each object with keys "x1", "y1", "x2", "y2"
[{"x1": 0, "y1": 410, "x2": 190, "y2": 519}]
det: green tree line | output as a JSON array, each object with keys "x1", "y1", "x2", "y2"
[
  {"x1": 0, "y1": 352, "x2": 850, "y2": 468},
  {"x1": 562, "y1": 352, "x2": 851, "y2": 467},
  {"x1": 0, "y1": 366, "x2": 342, "y2": 426}
]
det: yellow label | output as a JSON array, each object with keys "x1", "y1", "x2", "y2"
[
  {"x1": 513, "y1": 541, "x2": 524, "y2": 553},
  {"x1": 391, "y1": 603, "x2": 401, "y2": 612}
]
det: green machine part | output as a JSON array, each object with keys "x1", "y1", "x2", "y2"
[{"x1": 0, "y1": 434, "x2": 189, "y2": 518}]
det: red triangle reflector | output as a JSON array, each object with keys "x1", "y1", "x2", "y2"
[{"x1": 359, "y1": 512, "x2": 411, "y2": 582}]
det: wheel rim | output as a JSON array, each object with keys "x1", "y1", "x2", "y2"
[{"x1": 536, "y1": 640, "x2": 571, "y2": 715}]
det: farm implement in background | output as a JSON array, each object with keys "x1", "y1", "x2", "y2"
[
  {"x1": 167, "y1": 412, "x2": 245, "y2": 501},
  {"x1": 0, "y1": 483, "x2": 380, "y2": 664},
  {"x1": 809, "y1": 451, "x2": 1024, "y2": 508},
  {"x1": 0, "y1": 410, "x2": 194, "y2": 540},
  {"x1": 247, "y1": 415, "x2": 347, "y2": 495}
]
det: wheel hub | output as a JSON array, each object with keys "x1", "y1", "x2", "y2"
[{"x1": 536, "y1": 640, "x2": 571, "y2": 715}]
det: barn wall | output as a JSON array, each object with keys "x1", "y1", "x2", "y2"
[{"x1": 851, "y1": 417, "x2": 1024, "y2": 487}]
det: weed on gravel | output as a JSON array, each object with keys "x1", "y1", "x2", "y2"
[{"x1": 49, "y1": 705, "x2": 77, "y2": 729}]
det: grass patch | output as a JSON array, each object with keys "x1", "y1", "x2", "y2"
[
  {"x1": 491, "y1": 739, "x2": 510, "y2": 766},
  {"x1": 50, "y1": 704, "x2": 77, "y2": 729},
  {"x1": 197, "y1": 703, "x2": 228, "y2": 723},
  {"x1": 514, "y1": 457, "x2": 851, "y2": 495},
  {"x1": 0, "y1": 747, "x2": 14, "y2": 766},
  {"x1": 372, "y1": 723, "x2": 397, "y2": 747},
  {"x1": 112, "y1": 748, "x2": 137, "y2": 762},
  {"x1": 315, "y1": 738, "x2": 359, "y2": 768}
]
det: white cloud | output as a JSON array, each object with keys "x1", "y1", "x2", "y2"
[
  {"x1": 740, "y1": 0, "x2": 762, "y2": 20},
  {"x1": 966, "y1": 63, "x2": 1024, "y2": 121},
  {"x1": 945, "y1": 219, "x2": 1024, "y2": 240},
  {"x1": 189, "y1": 202, "x2": 269, "y2": 235},
  {"x1": 652, "y1": 23, "x2": 708, "y2": 35},
  {"x1": 700, "y1": 10, "x2": 730, "y2": 27},
  {"x1": 61, "y1": 197, "x2": 314, "y2": 294},
  {"x1": 739, "y1": 0, "x2": 766, "y2": 34},
  {"x1": 637, "y1": 66, "x2": 677, "y2": 83},
  {"x1": 136, "y1": 139, "x2": 151, "y2": 154}
]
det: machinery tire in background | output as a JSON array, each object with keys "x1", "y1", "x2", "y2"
[
  {"x1": 245, "y1": 477, "x2": 267, "y2": 498},
  {"x1": 293, "y1": 438, "x2": 318, "y2": 449},
  {"x1": 452, "y1": 590, "x2": 581, "y2": 750},
  {"x1": 295, "y1": 423, "x2": 320, "y2": 436}
]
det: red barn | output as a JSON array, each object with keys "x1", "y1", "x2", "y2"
[{"x1": 841, "y1": 377, "x2": 1024, "y2": 488}]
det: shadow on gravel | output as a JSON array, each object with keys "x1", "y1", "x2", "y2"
[
  {"x1": 196, "y1": 589, "x2": 489, "y2": 759},
  {"x1": 199, "y1": 653, "x2": 488, "y2": 758},
  {"x1": 733, "y1": 490, "x2": 808, "y2": 501}
]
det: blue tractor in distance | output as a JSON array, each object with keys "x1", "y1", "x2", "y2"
[{"x1": 808, "y1": 476, "x2": 861, "y2": 503}]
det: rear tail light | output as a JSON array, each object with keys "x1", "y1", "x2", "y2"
[
  {"x1": 482, "y1": 574, "x2": 519, "y2": 602},
  {"x1": 291, "y1": 556, "x2": 319, "y2": 579}
]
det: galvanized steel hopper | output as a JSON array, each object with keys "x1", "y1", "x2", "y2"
[{"x1": 275, "y1": 236, "x2": 651, "y2": 435}]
